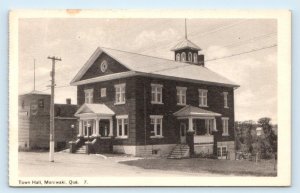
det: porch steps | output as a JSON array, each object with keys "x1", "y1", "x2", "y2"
[
  {"x1": 167, "y1": 144, "x2": 190, "y2": 159},
  {"x1": 76, "y1": 145, "x2": 87, "y2": 154}
]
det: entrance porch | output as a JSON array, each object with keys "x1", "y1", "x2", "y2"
[
  {"x1": 69, "y1": 103, "x2": 115, "y2": 154},
  {"x1": 173, "y1": 105, "x2": 221, "y2": 156}
]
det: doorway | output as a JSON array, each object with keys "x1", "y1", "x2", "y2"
[{"x1": 180, "y1": 122, "x2": 187, "y2": 144}]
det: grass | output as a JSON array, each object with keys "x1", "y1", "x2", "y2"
[{"x1": 121, "y1": 158, "x2": 277, "y2": 176}]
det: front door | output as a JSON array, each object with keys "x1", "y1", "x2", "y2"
[
  {"x1": 180, "y1": 122, "x2": 187, "y2": 143},
  {"x1": 99, "y1": 120, "x2": 110, "y2": 137}
]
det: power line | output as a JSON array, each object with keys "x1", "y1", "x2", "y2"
[
  {"x1": 146, "y1": 44, "x2": 277, "y2": 74},
  {"x1": 138, "y1": 20, "x2": 249, "y2": 54},
  {"x1": 205, "y1": 44, "x2": 277, "y2": 62},
  {"x1": 204, "y1": 32, "x2": 276, "y2": 53}
]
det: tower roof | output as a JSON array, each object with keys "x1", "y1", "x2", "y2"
[{"x1": 171, "y1": 38, "x2": 202, "y2": 51}]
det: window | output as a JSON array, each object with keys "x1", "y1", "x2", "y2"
[
  {"x1": 151, "y1": 84, "x2": 163, "y2": 104},
  {"x1": 83, "y1": 120, "x2": 93, "y2": 137},
  {"x1": 223, "y1": 92, "x2": 228, "y2": 108},
  {"x1": 198, "y1": 89, "x2": 208, "y2": 107},
  {"x1": 222, "y1": 117, "x2": 229, "y2": 136},
  {"x1": 176, "y1": 53, "x2": 180, "y2": 61},
  {"x1": 84, "y1": 89, "x2": 93, "y2": 103},
  {"x1": 116, "y1": 115, "x2": 129, "y2": 138},
  {"x1": 188, "y1": 52, "x2": 192, "y2": 62},
  {"x1": 217, "y1": 146, "x2": 228, "y2": 159},
  {"x1": 193, "y1": 53, "x2": 198, "y2": 63},
  {"x1": 38, "y1": 99, "x2": 44, "y2": 108},
  {"x1": 115, "y1": 83, "x2": 126, "y2": 104},
  {"x1": 176, "y1": 86, "x2": 187, "y2": 105},
  {"x1": 101, "y1": 88, "x2": 107, "y2": 98},
  {"x1": 150, "y1": 115, "x2": 163, "y2": 138},
  {"x1": 205, "y1": 119, "x2": 215, "y2": 135},
  {"x1": 181, "y1": 52, "x2": 186, "y2": 62}
]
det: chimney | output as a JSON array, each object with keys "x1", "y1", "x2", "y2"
[
  {"x1": 198, "y1": 54, "x2": 205, "y2": 67},
  {"x1": 66, "y1": 98, "x2": 71, "y2": 105}
]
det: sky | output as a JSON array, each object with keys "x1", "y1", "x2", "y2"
[{"x1": 19, "y1": 18, "x2": 277, "y2": 123}]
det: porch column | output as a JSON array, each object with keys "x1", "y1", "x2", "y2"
[
  {"x1": 213, "y1": 118, "x2": 217, "y2": 131},
  {"x1": 188, "y1": 117, "x2": 194, "y2": 132},
  {"x1": 109, "y1": 118, "x2": 113, "y2": 137},
  {"x1": 95, "y1": 118, "x2": 100, "y2": 137},
  {"x1": 78, "y1": 120, "x2": 83, "y2": 136}
]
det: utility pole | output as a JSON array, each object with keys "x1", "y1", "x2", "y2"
[
  {"x1": 47, "y1": 56, "x2": 61, "y2": 162},
  {"x1": 33, "y1": 59, "x2": 36, "y2": 91}
]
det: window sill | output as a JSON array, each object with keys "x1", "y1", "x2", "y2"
[
  {"x1": 177, "y1": 103, "x2": 187, "y2": 106},
  {"x1": 222, "y1": 134, "x2": 230, "y2": 136},
  {"x1": 115, "y1": 136, "x2": 128, "y2": 139},
  {"x1": 100, "y1": 136, "x2": 112, "y2": 139},
  {"x1": 151, "y1": 102, "x2": 164, "y2": 105},
  {"x1": 150, "y1": 136, "x2": 164, "y2": 139},
  {"x1": 114, "y1": 102, "x2": 126, "y2": 105},
  {"x1": 224, "y1": 106, "x2": 229, "y2": 109}
]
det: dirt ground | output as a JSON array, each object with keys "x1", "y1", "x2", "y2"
[{"x1": 18, "y1": 152, "x2": 223, "y2": 177}]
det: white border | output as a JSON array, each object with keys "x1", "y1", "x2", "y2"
[{"x1": 9, "y1": 9, "x2": 291, "y2": 186}]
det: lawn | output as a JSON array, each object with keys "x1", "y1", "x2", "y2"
[{"x1": 121, "y1": 158, "x2": 277, "y2": 176}]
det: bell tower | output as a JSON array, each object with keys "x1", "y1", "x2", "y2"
[{"x1": 171, "y1": 19, "x2": 204, "y2": 66}]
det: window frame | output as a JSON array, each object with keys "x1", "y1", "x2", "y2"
[
  {"x1": 222, "y1": 117, "x2": 229, "y2": 136},
  {"x1": 151, "y1": 84, "x2": 163, "y2": 104},
  {"x1": 198, "y1": 89, "x2": 208, "y2": 107},
  {"x1": 116, "y1": 115, "x2": 129, "y2": 138},
  {"x1": 100, "y1": 88, "x2": 107, "y2": 98},
  {"x1": 176, "y1": 86, "x2": 187, "y2": 106},
  {"x1": 176, "y1": 53, "x2": 181, "y2": 61},
  {"x1": 193, "y1": 53, "x2": 198, "y2": 63},
  {"x1": 84, "y1": 89, "x2": 94, "y2": 104},
  {"x1": 217, "y1": 145, "x2": 228, "y2": 159},
  {"x1": 150, "y1": 115, "x2": 163, "y2": 138},
  {"x1": 114, "y1": 83, "x2": 126, "y2": 105},
  {"x1": 188, "y1": 52, "x2": 192, "y2": 62},
  {"x1": 181, "y1": 52, "x2": 186, "y2": 62}
]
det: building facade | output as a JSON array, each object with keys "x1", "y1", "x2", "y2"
[
  {"x1": 18, "y1": 91, "x2": 78, "y2": 151},
  {"x1": 70, "y1": 38, "x2": 239, "y2": 159}
]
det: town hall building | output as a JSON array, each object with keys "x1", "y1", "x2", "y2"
[{"x1": 70, "y1": 34, "x2": 239, "y2": 159}]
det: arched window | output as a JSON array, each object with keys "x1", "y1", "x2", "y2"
[
  {"x1": 193, "y1": 53, "x2": 198, "y2": 63},
  {"x1": 188, "y1": 52, "x2": 192, "y2": 62},
  {"x1": 176, "y1": 53, "x2": 181, "y2": 61},
  {"x1": 181, "y1": 52, "x2": 186, "y2": 62}
]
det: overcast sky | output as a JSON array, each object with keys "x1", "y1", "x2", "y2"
[{"x1": 19, "y1": 18, "x2": 277, "y2": 123}]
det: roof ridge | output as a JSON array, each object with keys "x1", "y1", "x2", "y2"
[{"x1": 100, "y1": 46, "x2": 191, "y2": 63}]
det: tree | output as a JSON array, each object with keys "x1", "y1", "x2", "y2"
[{"x1": 258, "y1": 117, "x2": 277, "y2": 159}]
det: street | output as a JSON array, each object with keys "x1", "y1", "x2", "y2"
[{"x1": 18, "y1": 152, "x2": 221, "y2": 177}]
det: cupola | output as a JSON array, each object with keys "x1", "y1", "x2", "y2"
[{"x1": 171, "y1": 19, "x2": 205, "y2": 66}]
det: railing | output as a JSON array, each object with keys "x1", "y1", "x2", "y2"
[{"x1": 194, "y1": 135, "x2": 214, "y2": 144}]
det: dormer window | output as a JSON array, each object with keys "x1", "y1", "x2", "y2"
[
  {"x1": 193, "y1": 53, "x2": 198, "y2": 63},
  {"x1": 188, "y1": 52, "x2": 192, "y2": 62},
  {"x1": 176, "y1": 53, "x2": 181, "y2": 61},
  {"x1": 181, "y1": 52, "x2": 186, "y2": 62}
]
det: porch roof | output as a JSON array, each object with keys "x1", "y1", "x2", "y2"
[
  {"x1": 173, "y1": 105, "x2": 221, "y2": 117},
  {"x1": 75, "y1": 103, "x2": 115, "y2": 117}
]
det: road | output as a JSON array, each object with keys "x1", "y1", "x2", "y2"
[{"x1": 18, "y1": 152, "x2": 221, "y2": 177}]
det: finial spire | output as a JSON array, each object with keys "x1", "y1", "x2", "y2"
[{"x1": 185, "y1": 18, "x2": 187, "y2": 39}]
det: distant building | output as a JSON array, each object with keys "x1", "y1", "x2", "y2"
[
  {"x1": 69, "y1": 35, "x2": 239, "y2": 159},
  {"x1": 18, "y1": 90, "x2": 77, "y2": 151}
]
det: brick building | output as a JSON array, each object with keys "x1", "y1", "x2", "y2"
[
  {"x1": 18, "y1": 91, "x2": 77, "y2": 151},
  {"x1": 70, "y1": 37, "x2": 239, "y2": 159}
]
